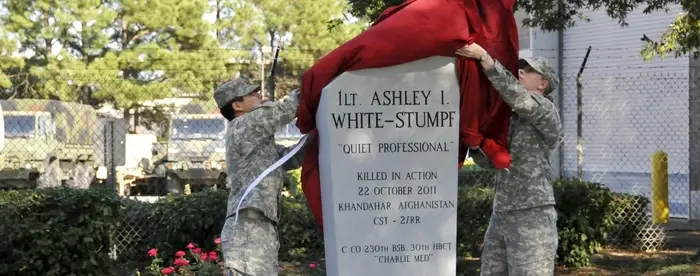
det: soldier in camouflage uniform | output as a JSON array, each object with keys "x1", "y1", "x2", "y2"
[
  {"x1": 213, "y1": 78, "x2": 308, "y2": 276},
  {"x1": 456, "y1": 44, "x2": 564, "y2": 275}
]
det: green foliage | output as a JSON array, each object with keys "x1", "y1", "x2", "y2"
[
  {"x1": 148, "y1": 191, "x2": 228, "y2": 259},
  {"x1": 0, "y1": 175, "x2": 652, "y2": 274},
  {"x1": 640, "y1": 1, "x2": 700, "y2": 60},
  {"x1": 609, "y1": 193, "x2": 651, "y2": 249},
  {"x1": 225, "y1": 0, "x2": 366, "y2": 98},
  {"x1": 1, "y1": 0, "x2": 238, "y2": 107},
  {"x1": 553, "y1": 178, "x2": 615, "y2": 268},
  {"x1": 0, "y1": 33, "x2": 25, "y2": 89},
  {"x1": 456, "y1": 186, "x2": 495, "y2": 258},
  {"x1": 283, "y1": 168, "x2": 303, "y2": 196},
  {"x1": 345, "y1": 0, "x2": 700, "y2": 59},
  {"x1": 458, "y1": 165, "x2": 496, "y2": 187},
  {"x1": 117, "y1": 199, "x2": 160, "y2": 267},
  {"x1": 0, "y1": 0, "x2": 369, "y2": 108},
  {"x1": 0, "y1": 187, "x2": 121, "y2": 276},
  {"x1": 278, "y1": 194, "x2": 325, "y2": 262},
  {"x1": 346, "y1": 0, "x2": 404, "y2": 23}
]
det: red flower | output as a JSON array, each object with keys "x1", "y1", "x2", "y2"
[
  {"x1": 192, "y1": 247, "x2": 202, "y2": 254},
  {"x1": 175, "y1": 251, "x2": 186, "y2": 257},
  {"x1": 148, "y1": 248, "x2": 158, "y2": 257},
  {"x1": 200, "y1": 253, "x2": 208, "y2": 261},
  {"x1": 208, "y1": 251, "x2": 218, "y2": 261},
  {"x1": 161, "y1": 267, "x2": 175, "y2": 274},
  {"x1": 308, "y1": 262, "x2": 318, "y2": 269},
  {"x1": 186, "y1": 242, "x2": 195, "y2": 249},
  {"x1": 214, "y1": 237, "x2": 221, "y2": 244},
  {"x1": 173, "y1": 257, "x2": 190, "y2": 266}
]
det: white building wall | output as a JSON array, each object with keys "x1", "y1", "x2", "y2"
[
  {"x1": 560, "y1": 5, "x2": 690, "y2": 217},
  {"x1": 517, "y1": 9, "x2": 562, "y2": 177}
]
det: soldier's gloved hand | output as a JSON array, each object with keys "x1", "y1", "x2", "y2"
[{"x1": 288, "y1": 88, "x2": 301, "y2": 99}]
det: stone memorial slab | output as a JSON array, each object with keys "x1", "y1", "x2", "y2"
[{"x1": 316, "y1": 56, "x2": 461, "y2": 276}]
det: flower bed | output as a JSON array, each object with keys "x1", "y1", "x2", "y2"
[{"x1": 141, "y1": 238, "x2": 223, "y2": 275}]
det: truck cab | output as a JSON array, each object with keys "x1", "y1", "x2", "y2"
[
  {"x1": 164, "y1": 113, "x2": 227, "y2": 193},
  {"x1": 0, "y1": 100, "x2": 101, "y2": 190},
  {"x1": 0, "y1": 111, "x2": 65, "y2": 188}
]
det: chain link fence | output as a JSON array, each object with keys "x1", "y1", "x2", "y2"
[
  {"x1": 557, "y1": 69, "x2": 686, "y2": 250},
  {"x1": 0, "y1": 50, "x2": 698, "y2": 269},
  {"x1": 556, "y1": 49, "x2": 696, "y2": 251}
]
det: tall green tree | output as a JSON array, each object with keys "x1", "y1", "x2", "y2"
[
  {"x1": 0, "y1": 32, "x2": 26, "y2": 93},
  {"x1": 1, "y1": 0, "x2": 238, "y2": 111},
  {"x1": 346, "y1": 0, "x2": 700, "y2": 60},
  {"x1": 221, "y1": 0, "x2": 366, "y2": 98}
]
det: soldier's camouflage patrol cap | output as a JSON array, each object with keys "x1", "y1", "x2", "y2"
[
  {"x1": 213, "y1": 78, "x2": 261, "y2": 109},
  {"x1": 519, "y1": 57, "x2": 559, "y2": 95}
]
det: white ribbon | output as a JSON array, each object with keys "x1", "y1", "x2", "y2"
[{"x1": 232, "y1": 134, "x2": 309, "y2": 228}]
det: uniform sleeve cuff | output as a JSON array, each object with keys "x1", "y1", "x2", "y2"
[{"x1": 483, "y1": 61, "x2": 503, "y2": 77}]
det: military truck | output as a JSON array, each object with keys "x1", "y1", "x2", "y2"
[
  {"x1": 118, "y1": 104, "x2": 305, "y2": 196},
  {"x1": 163, "y1": 102, "x2": 227, "y2": 194},
  {"x1": 0, "y1": 99, "x2": 104, "y2": 189}
]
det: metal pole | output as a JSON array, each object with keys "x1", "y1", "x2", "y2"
[
  {"x1": 268, "y1": 47, "x2": 281, "y2": 101},
  {"x1": 576, "y1": 46, "x2": 592, "y2": 180},
  {"x1": 556, "y1": 0, "x2": 565, "y2": 179},
  {"x1": 108, "y1": 120, "x2": 117, "y2": 193}
]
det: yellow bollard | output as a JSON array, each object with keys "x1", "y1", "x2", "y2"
[{"x1": 651, "y1": 151, "x2": 669, "y2": 224}]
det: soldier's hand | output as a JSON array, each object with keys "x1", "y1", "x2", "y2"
[
  {"x1": 289, "y1": 88, "x2": 301, "y2": 99},
  {"x1": 455, "y1": 43, "x2": 487, "y2": 60}
]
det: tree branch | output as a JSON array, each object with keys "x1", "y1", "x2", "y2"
[{"x1": 128, "y1": 29, "x2": 151, "y2": 47}]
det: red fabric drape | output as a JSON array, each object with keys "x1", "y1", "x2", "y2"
[{"x1": 296, "y1": 0, "x2": 519, "y2": 231}]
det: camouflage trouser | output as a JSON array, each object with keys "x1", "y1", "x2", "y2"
[
  {"x1": 480, "y1": 205, "x2": 558, "y2": 276},
  {"x1": 221, "y1": 208, "x2": 279, "y2": 276}
]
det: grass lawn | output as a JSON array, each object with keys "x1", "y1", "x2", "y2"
[
  {"x1": 554, "y1": 249, "x2": 700, "y2": 276},
  {"x1": 456, "y1": 249, "x2": 699, "y2": 275},
  {"x1": 279, "y1": 249, "x2": 700, "y2": 275}
]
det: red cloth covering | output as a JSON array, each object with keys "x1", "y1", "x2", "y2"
[{"x1": 296, "y1": 0, "x2": 519, "y2": 231}]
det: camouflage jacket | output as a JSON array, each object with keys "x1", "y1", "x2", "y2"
[
  {"x1": 223, "y1": 92, "x2": 305, "y2": 224},
  {"x1": 471, "y1": 61, "x2": 564, "y2": 212}
]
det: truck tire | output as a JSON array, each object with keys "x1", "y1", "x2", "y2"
[
  {"x1": 166, "y1": 173, "x2": 183, "y2": 195},
  {"x1": 38, "y1": 156, "x2": 62, "y2": 189},
  {"x1": 72, "y1": 162, "x2": 94, "y2": 189}
]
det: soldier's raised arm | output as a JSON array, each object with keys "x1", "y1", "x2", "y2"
[
  {"x1": 481, "y1": 61, "x2": 562, "y2": 149},
  {"x1": 484, "y1": 62, "x2": 561, "y2": 145},
  {"x1": 238, "y1": 89, "x2": 301, "y2": 138},
  {"x1": 454, "y1": 45, "x2": 563, "y2": 149},
  {"x1": 276, "y1": 132, "x2": 315, "y2": 171}
]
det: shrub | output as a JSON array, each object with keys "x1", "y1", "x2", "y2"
[
  {"x1": 149, "y1": 191, "x2": 228, "y2": 259},
  {"x1": 0, "y1": 187, "x2": 121, "y2": 276},
  {"x1": 0, "y1": 174, "x2": 652, "y2": 274},
  {"x1": 553, "y1": 178, "x2": 615, "y2": 268},
  {"x1": 458, "y1": 165, "x2": 496, "y2": 187},
  {"x1": 456, "y1": 186, "x2": 494, "y2": 258},
  {"x1": 135, "y1": 178, "x2": 652, "y2": 270},
  {"x1": 609, "y1": 193, "x2": 651, "y2": 249},
  {"x1": 278, "y1": 194, "x2": 325, "y2": 262},
  {"x1": 283, "y1": 168, "x2": 302, "y2": 196},
  {"x1": 117, "y1": 198, "x2": 159, "y2": 264}
]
